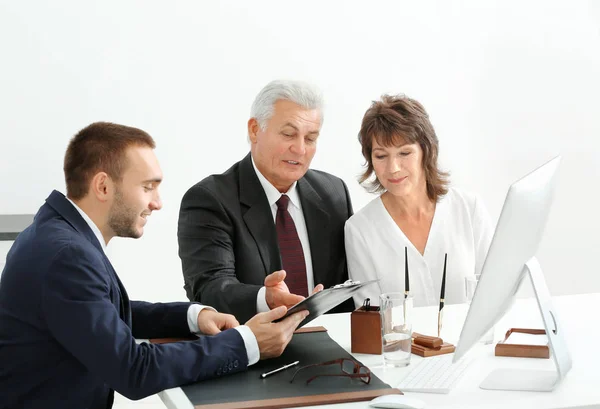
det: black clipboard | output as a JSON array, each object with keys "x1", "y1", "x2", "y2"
[{"x1": 275, "y1": 279, "x2": 379, "y2": 328}]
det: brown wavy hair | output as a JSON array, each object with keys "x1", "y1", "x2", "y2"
[{"x1": 358, "y1": 94, "x2": 449, "y2": 202}]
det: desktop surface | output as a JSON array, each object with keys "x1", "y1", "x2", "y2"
[{"x1": 160, "y1": 293, "x2": 600, "y2": 409}]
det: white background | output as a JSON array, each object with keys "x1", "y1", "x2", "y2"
[{"x1": 1, "y1": 1, "x2": 599, "y2": 304}]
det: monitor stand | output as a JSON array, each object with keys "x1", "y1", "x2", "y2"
[{"x1": 479, "y1": 257, "x2": 572, "y2": 392}]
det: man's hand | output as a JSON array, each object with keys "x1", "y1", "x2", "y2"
[
  {"x1": 311, "y1": 283, "x2": 324, "y2": 294},
  {"x1": 265, "y1": 270, "x2": 323, "y2": 309},
  {"x1": 197, "y1": 309, "x2": 239, "y2": 335},
  {"x1": 245, "y1": 306, "x2": 309, "y2": 359}
]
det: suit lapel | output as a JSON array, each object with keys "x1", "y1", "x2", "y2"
[
  {"x1": 297, "y1": 177, "x2": 330, "y2": 286},
  {"x1": 239, "y1": 154, "x2": 282, "y2": 275},
  {"x1": 46, "y1": 190, "x2": 132, "y2": 327}
]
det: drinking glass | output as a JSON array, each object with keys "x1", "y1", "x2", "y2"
[{"x1": 380, "y1": 293, "x2": 413, "y2": 367}]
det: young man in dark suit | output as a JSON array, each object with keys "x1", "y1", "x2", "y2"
[
  {"x1": 0, "y1": 122, "x2": 307, "y2": 409},
  {"x1": 178, "y1": 80, "x2": 354, "y2": 324}
]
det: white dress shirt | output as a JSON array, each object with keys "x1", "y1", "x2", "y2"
[
  {"x1": 345, "y1": 188, "x2": 493, "y2": 308},
  {"x1": 251, "y1": 157, "x2": 314, "y2": 313},
  {"x1": 66, "y1": 198, "x2": 260, "y2": 365}
]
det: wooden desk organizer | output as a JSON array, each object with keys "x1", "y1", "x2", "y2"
[
  {"x1": 350, "y1": 306, "x2": 382, "y2": 354},
  {"x1": 411, "y1": 341, "x2": 455, "y2": 357},
  {"x1": 350, "y1": 305, "x2": 458, "y2": 357},
  {"x1": 410, "y1": 332, "x2": 455, "y2": 357},
  {"x1": 495, "y1": 328, "x2": 550, "y2": 359}
]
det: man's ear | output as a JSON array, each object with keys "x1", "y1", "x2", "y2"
[
  {"x1": 247, "y1": 118, "x2": 260, "y2": 144},
  {"x1": 90, "y1": 172, "x2": 113, "y2": 203}
]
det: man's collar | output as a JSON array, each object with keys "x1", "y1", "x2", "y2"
[
  {"x1": 66, "y1": 197, "x2": 108, "y2": 253},
  {"x1": 250, "y1": 155, "x2": 301, "y2": 210}
]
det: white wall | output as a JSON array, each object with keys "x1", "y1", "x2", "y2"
[{"x1": 1, "y1": 1, "x2": 599, "y2": 302}]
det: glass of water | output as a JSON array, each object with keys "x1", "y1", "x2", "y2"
[
  {"x1": 380, "y1": 293, "x2": 413, "y2": 367},
  {"x1": 465, "y1": 275, "x2": 494, "y2": 344}
]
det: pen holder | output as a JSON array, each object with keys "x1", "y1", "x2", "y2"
[
  {"x1": 351, "y1": 305, "x2": 382, "y2": 355},
  {"x1": 411, "y1": 344, "x2": 455, "y2": 357},
  {"x1": 411, "y1": 334, "x2": 455, "y2": 357}
]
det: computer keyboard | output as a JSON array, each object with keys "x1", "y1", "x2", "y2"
[{"x1": 396, "y1": 354, "x2": 474, "y2": 394}]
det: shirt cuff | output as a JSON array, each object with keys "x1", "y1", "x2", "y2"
[
  {"x1": 256, "y1": 286, "x2": 270, "y2": 313},
  {"x1": 187, "y1": 304, "x2": 217, "y2": 335},
  {"x1": 234, "y1": 325, "x2": 260, "y2": 366}
]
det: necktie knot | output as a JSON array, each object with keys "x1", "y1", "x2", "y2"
[{"x1": 276, "y1": 195, "x2": 290, "y2": 211}]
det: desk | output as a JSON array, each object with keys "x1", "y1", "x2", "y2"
[{"x1": 159, "y1": 293, "x2": 600, "y2": 409}]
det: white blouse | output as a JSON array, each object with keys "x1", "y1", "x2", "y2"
[{"x1": 345, "y1": 188, "x2": 493, "y2": 308}]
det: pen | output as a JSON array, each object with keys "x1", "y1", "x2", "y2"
[
  {"x1": 260, "y1": 361, "x2": 300, "y2": 379},
  {"x1": 438, "y1": 253, "x2": 447, "y2": 338},
  {"x1": 404, "y1": 246, "x2": 409, "y2": 324},
  {"x1": 404, "y1": 246, "x2": 409, "y2": 299}
]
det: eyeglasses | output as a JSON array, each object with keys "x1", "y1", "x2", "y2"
[{"x1": 289, "y1": 358, "x2": 371, "y2": 385}]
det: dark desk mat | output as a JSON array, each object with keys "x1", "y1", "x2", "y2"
[{"x1": 182, "y1": 330, "x2": 400, "y2": 409}]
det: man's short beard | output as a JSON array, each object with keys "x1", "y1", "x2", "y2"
[{"x1": 108, "y1": 188, "x2": 141, "y2": 239}]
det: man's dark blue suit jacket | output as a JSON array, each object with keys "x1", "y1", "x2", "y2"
[{"x1": 0, "y1": 191, "x2": 248, "y2": 409}]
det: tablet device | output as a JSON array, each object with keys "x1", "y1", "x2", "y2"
[{"x1": 275, "y1": 279, "x2": 379, "y2": 328}]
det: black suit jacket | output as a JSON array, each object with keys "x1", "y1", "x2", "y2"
[
  {"x1": 0, "y1": 191, "x2": 247, "y2": 409},
  {"x1": 178, "y1": 153, "x2": 354, "y2": 323}
]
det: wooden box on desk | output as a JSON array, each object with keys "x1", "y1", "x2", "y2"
[
  {"x1": 351, "y1": 306, "x2": 382, "y2": 354},
  {"x1": 495, "y1": 328, "x2": 550, "y2": 359}
]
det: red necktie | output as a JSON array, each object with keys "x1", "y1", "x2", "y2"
[{"x1": 275, "y1": 195, "x2": 308, "y2": 297}]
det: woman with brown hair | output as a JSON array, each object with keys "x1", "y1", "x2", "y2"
[{"x1": 345, "y1": 95, "x2": 494, "y2": 308}]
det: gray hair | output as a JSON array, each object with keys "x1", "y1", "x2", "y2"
[{"x1": 250, "y1": 80, "x2": 324, "y2": 130}]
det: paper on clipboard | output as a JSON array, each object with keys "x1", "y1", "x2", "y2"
[{"x1": 275, "y1": 279, "x2": 379, "y2": 328}]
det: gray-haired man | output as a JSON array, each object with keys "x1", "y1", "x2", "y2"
[{"x1": 178, "y1": 80, "x2": 354, "y2": 323}]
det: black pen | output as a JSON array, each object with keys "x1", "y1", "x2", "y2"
[
  {"x1": 438, "y1": 253, "x2": 447, "y2": 338},
  {"x1": 404, "y1": 246, "x2": 409, "y2": 323},
  {"x1": 260, "y1": 361, "x2": 299, "y2": 379},
  {"x1": 404, "y1": 246, "x2": 409, "y2": 299}
]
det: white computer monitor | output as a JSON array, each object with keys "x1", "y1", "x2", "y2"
[{"x1": 453, "y1": 155, "x2": 572, "y2": 392}]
